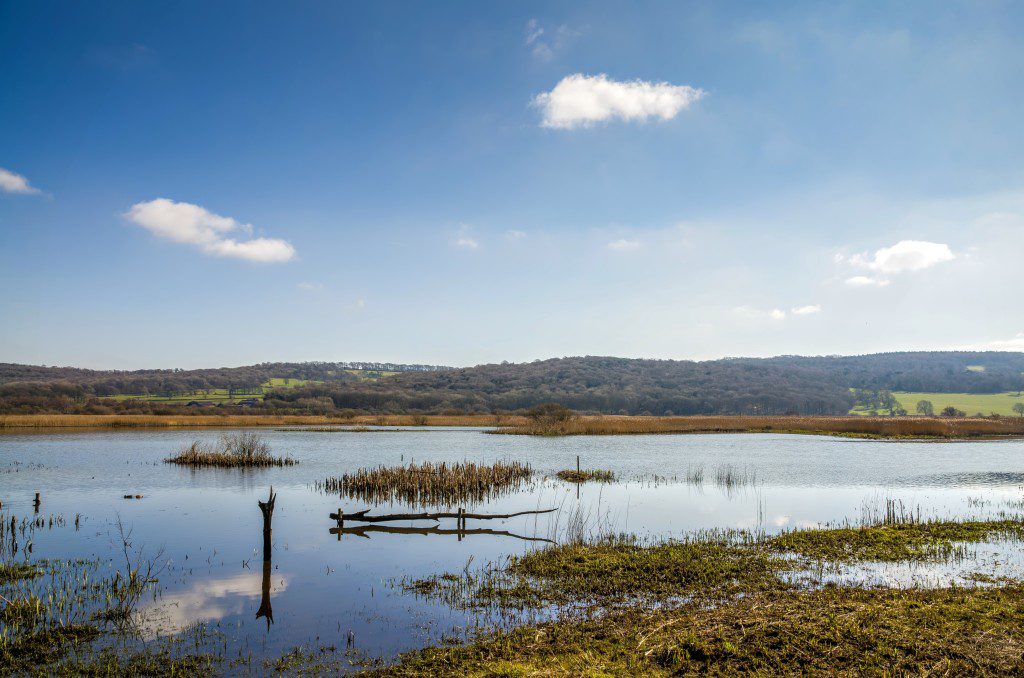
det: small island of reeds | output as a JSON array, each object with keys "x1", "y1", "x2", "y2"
[
  {"x1": 556, "y1": 468, "x2": 615, "y2": 483},
  {"x1": 164, "y1": 433, "x2": 296, "y2": 467},
  {"x1": 317, "y1": 460, "x2": 532, "y2": 506}
]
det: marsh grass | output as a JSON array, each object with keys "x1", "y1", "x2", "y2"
[
  {"x1": 370, "y1": 585, "x2": 1024, "y2": 676},
  {"x1": 771, "y1": 519, "x2": 1024, "y2": 563},
  {"x1": 165, "y1": 433, "x2": 296, "y2": 467},
  {"x1": 317, "y1": 460, "x2": 533, "y2": 507},
  {"x1": 555, "y1": 469, "x2": 615, "y2": 483},
  {"x1": 492, "y1": 414, "x2": 1024, "y2": 438}
]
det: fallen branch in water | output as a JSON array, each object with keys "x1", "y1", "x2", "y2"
[
  {"x1": 329, "y1": 507, "x2": 556, "y2": 523},
  {"x1": 329, "y1": 524, "x2": 555, "y2": 543}
]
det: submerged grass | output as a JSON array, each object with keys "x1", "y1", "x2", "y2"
[
  {"x1": 555, "y1": 469, "x2": 615, "y2": 483},
  {"x1": 493, "y1": 414, "x2": 1024, "y2": 439},
  {"x1": 164, "y1": 433, "x2": 296, "y2": 467},
  {"x1": 317, "y1": 460, "x2": 533, "y2": 507},
  {"x1": 771, "y1": 519, "x2": 1024, "y2": 562}
]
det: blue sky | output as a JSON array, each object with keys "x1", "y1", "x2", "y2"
[{"x1": 2, "y1": 1, "x2": 1023, "y2": 369}]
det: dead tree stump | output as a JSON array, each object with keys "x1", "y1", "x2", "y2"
[{"x1": 258, "y1": 486, "x2": 276, "y2": 562}]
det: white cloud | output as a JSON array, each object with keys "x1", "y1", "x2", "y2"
[
  {"x1": 791, "y1": 304, "x2": 821, "y2": 315},
  {"x1": 505, "y1": 229, "x2": 527, "y2": 240},
  {"x1": 0, "y1": 167, "x2": 40, "y2": 195},
  {"x1": 297, "y1": 281, "x2": 323, "y2": 291},
  {"x1": 853, "y1": 240, "x2": 955, "y2": 274},
  {"x1": 988, "y1": 332, "x2": 1024, "y2": 350},
  {"x1": 125, "y1": 198, "x2": 296, "y2": 263},
  {"x1": 533, "y1": 73, "x2": 705, "y2": 129},
  {"x1": 455, "y1": 237, "x2": 479, "y2": 249},
  {"x1": 734, "y1": 306, "x2": 786, "y2": 320},
  {"x1": 607, "y1": 238, "x2": 640, "y2": 251},
  {"x1": 844, "y1": 275, "x2": 890, "y2": 287}
]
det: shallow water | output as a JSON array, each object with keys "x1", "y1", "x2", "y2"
[{"x1": 2, "y1": 428, "x2": 1023, "y2": 667}]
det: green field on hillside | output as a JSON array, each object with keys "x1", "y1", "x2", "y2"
[
  {"x1": 850, "y1": 391, "x2": 1024, "y2": 417},
  {"x1": 105, "y1": 371, "x2": 397, "y2": 404}
]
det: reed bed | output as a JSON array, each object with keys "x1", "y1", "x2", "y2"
[
  {"x1": 164, "y1": 433, "x2": 296, "y2": 467},
  {"x1": 0, "y1": 413, "x2": 528, "y2": 429},
  {"x1": 492, "y1": 414, "x2": 1024, "y2": 438},
  {"x1": 316, "y1": 460, "x2": 533, "y2": 507},
  {"x1": 555, "y1": 469, "x2": 615, "y2": 483}
]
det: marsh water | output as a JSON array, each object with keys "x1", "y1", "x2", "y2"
[{"x1": 2, "y1": 427, "x2": 1024, "y2": 667}]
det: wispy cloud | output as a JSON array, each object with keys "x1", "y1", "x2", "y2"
[
  {"x1": 844, "y1": 275, "x2": 891, "y2": 287},
  {"x1": 125, "y1": 198, "x2": 296, "y2": 263},
  {"x1": 455, "y1": 237, "x2": 479, "y2": 249},
  {"x1": 297, "y1": 281, "x2": 323, "y2": 291},
  {"x1": 735, "y1": 306, "x2": 787, "y2": 320},
  {"x1": 607, "y1": 238, "x2": 640, "y2": 251},
  {"x1": 533, "y1": 74, "x2": 704, "y2": 129},
  {"x1": 0, "y1": 167, "x2": 41, "y2": 195},
  {"x1": 791, "y1": 304, "x2": 821, "y2": 315},
  {"x1": 505, "y1": 229, "x2": 527, "y2": 240},
  {"x1": 524, "y1": 19, "x2": 581, "y2": 61},
  {"x1": 987, "y1": 332, "x2": 1024, "y2": 350}
]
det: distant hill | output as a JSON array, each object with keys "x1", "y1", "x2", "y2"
[
  {"x1": 2, "y1": 352, "x2": 1022, "y2": 416},
  {"x1": 0, "y1": 361, "x2": 450, "y2": 402}
]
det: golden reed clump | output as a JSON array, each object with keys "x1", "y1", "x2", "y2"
[
  {"x1": 317, "y1": 460, "x2": 534, "y2": 507},
  {"x1": 165, "y1": 433, "x2": 296, "y2": 467}
]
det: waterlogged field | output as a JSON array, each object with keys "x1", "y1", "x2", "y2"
[{"x1": 3, "y1": 428, "x2": 1024, "y2": 672}]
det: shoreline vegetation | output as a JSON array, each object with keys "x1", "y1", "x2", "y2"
[
  {"x1": 377, "y1": 517, "x2": 1024, "y2": 675},
  {"x1": 5, "y1": 413, "x2": 1024, "y2": 439}
]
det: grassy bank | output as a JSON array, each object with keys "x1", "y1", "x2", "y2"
[
  {"x1": 383, "y1": 518, "x2": 1024, "y2": 675},
  {"x1": 493, "y1": 414, "x2": 1024, "y2": 438},
  {"x1": 370, "y1": 585, "x2": 1024, "y2": 676}
]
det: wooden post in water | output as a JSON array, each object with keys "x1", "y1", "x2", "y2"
[
  {"x1": 33, "y1": 492, "x2": 40, "y2": 513},
  {"x1": 576, "y1": 456, "x2": 580, "y2": 475},
  {"x1": 336, "y1": 508, "x2": 344, "y2": 541},
  {"x1": 258, "y1": 486, "x2": 276, "y2": 562}
]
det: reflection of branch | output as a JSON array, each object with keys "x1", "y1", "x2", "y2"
[
  {"x1": 256, "y1": 561, "x2": 273, "y2": 630},
  {"x1": 329, "y1": 524, "x2": 554, "y2": 543},
  {"x1": 329, "y1": 508, "x2": 556, "y2": 523}
]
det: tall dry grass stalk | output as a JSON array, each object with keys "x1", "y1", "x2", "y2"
[
  {"x1": 492, "y1": 415, "x2": 1024, "y2": 439},
  {"x1": 165, "y1": 433, "x2": 296, "y2": 467},
  {"x1": 317, "y1": 460, "x2": 533, "y2": 507}
]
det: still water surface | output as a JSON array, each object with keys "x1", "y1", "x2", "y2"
[{"x1": 1, "y1": 428, "x2": 1022, "y2": 665}]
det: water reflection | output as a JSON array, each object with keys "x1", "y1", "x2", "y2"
[
  {"x1": 140, "y1": 569, "x2": 289, "y2": 637},
  {"x1": 329, "y1": 523, "x2": 554, "y2": 543}
]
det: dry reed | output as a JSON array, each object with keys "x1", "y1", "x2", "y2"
[
  {"x1": 316, "y1": 460, "x2": 533, "y2": 507},
  {"x1": 164, "y1": 433, "x2": 296, "y2": 467},
  {"x1": 555, "y1": 469, "x2": 615, "y2": 483},
  {"x1": 492, "y1": 415, "x2": 1024, "y2": 439}
]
